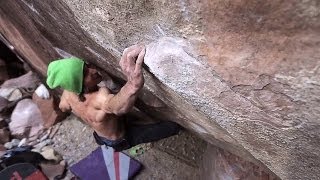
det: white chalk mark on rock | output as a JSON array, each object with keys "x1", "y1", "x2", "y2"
[
  {"x1": 54, "y1": 47, "x2": 75, "y2": 59},
  {"x1": 85, "y1": 46, "x2": 104, "y2": 60},
  {"x1": 155, "y1": 24, "x2": 166, "y2": 36},
  {"x1": 20, "y1": 0, "x2": 40, "y2": 15}
]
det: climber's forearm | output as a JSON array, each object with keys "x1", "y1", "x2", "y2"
[{"x1": 103, "y1": 82, "x2": 141, "y2": 115}]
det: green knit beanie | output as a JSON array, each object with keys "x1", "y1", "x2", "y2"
[{"x1": 46, "y1": 57, "x2": 84, "y2": 94}]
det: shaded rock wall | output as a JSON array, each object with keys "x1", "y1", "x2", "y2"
[
  {"x1": 0, "y1": 0, "x2": 319, "y2": 179},
  {"x1": 201, "y1": 144, "x2": 278, "y2": 180}
]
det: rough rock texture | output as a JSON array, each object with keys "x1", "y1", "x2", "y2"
[
  {"x1": 0, "y1": 0, "x2": 319, "y2": 179},
  {"x1": 10, "y1": 99, "x2": 44, "y2": 138},
  {"x1": 0, "y1": 128, "x2": 10, "y2": 144},
  {"x1": 201, "y1": 144, "x2": 278, "y2": 180},
  {"x1": 0, "y1": 59, "x2": 9, "y2": 84},
  {"x1": 0, "y1": 96, "x2": 9, "y2": 112},
  {"x1": 0, "y1": 71, "x2": 40, "y2": 90},
  {"x1": 32, "y1": 93, "x2": 66, "y2": 128}
]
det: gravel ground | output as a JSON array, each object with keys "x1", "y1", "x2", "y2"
[{"x1": 52, "y1": 114, "x2": 206, "y2": 179}]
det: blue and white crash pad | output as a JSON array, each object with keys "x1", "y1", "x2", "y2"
[{"x1": 70, "y1": 145, "x2": 142, "y2": 180}]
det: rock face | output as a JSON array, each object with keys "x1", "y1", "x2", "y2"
[
  {"x1": 0, "y1": 59, "x2": 8, "y2": 84},
  {"x1": 201, "y1": 144, "x2": 278, "y2": 180},
  {"x1": 10, "y1": 99, "x2": 44, "y2": 138},
  {"x1": 32, "y1": 93, "x2": 66, "y2": 128},
  {"x1": 0, "y1": 0, "x2": 319, "y2": 179}
]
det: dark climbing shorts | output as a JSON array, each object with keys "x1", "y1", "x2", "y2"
[{"x1": 93, "y1": 121, "x2": 182, "y2": 152}]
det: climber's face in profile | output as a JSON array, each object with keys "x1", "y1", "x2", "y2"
[{"x1": 83, "y1": 64, "x2": 102, "y2": 89}]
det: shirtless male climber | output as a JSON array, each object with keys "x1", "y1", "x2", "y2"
[{"x1": 46, "y1": 44, "x2": 181, "y2": 151}]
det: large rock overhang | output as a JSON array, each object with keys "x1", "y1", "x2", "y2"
[{"x1": 1, "y1": 1, "x2": 319, "y2": 179}]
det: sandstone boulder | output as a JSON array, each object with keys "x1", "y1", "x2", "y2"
[
  {"x1": 32, "y1": 92, "x2": 66, "y2": 128},
  {"x1": 0, "y1": 96, "x2": 8, "y2": 112},
  {"x1": 0, "y1": 71, "x2": 40, "y2": 90},
  {"x1": 0, "y1": 59, "x2": 8, "y2": 84},
  {"x1": 0, "y1": 128, "x2": 10, "y2": 144},
  {"x1": 0, "y1": 0, "x2": 319, "y2": 179},
  {"x1": 10, "y1": 99, "x2": 44, "y2": 138}
]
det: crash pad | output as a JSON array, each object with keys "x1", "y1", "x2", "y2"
[
  {"x1": 70, "y1": 145, "x2": 142, "y2": 180},
  {"x1": 0, "y1": 163, "x2": 47, "y2": 180}
]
